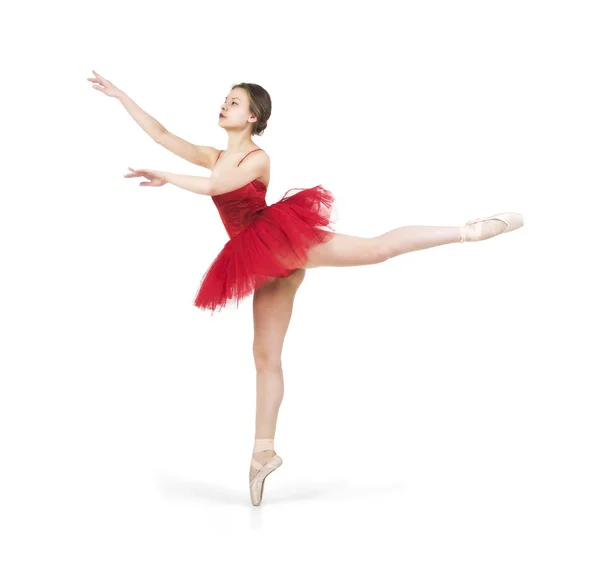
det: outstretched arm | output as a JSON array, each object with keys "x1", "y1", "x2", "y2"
[
  {"x1": 126, "y1": 151, "x2": 269, "y2": 196},
  {"x1": 124, "y1": 168, "x2": 211, "y2": 194},
  {"x1": 163, "y1": 172, "x2": 212, "y2": 195},
  {"x1": 118, "y1": 92, "x2": 167, "y2": 141},
  {"x1": 163, "y1": 157, "x2": 264, "y2": 196},
  {"x1": 88, "y1": 71, "x2": 216, "y2": 168},
  {"x1": 88, "y1": 71, "x2": 167, "y2": 139},
  {"x1": 117, "y1": 94, "x2": 218, "y2": 169}
]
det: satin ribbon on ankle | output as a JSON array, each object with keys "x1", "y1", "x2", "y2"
[{"x1": 253, "y1": 438, "x2": 274, "y2": 452}]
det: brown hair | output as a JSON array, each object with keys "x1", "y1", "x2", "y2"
[{"x1": 231, "y1": 82, "x2": 271, "y2": 136}]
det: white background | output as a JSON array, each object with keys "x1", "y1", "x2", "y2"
[{"x1": 1, "y1": 0, "x2": 598, "y2": 562}]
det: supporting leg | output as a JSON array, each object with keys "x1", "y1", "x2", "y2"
[{"x1": 249, "y1": 269, "x2": 305, "y2": 505}]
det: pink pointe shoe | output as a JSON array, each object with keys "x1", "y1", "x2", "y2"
[
  {"x1": 249, "y1": 439, "x2": 283, "y2": 506},
  {"x1": 459, "y1": 212, "x2": 524, "y2": 243}
]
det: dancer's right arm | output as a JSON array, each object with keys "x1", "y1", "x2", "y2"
[
  {"x1": 121, "y1": 95, "x2": 217, "y2": 169},
  {"x1": 117, "y1": 92, "x2": 166, "y2": 140},
  {"x1": 89, "y1": 70, "x2": 217, "y2": 170}
]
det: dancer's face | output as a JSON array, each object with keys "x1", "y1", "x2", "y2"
[{"x1": 218, "y1": 88, "x2": 256, "y2": 131}]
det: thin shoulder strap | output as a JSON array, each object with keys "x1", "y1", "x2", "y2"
[{"x1": 237, "y1": 148, "x2": 263, "y2": 167}]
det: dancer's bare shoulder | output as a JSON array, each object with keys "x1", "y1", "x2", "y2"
[{"x1": 212, "y1": 147, "x2": 270, "y2": 187}]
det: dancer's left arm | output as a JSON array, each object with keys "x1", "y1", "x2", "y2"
[
  {"x1": 125, "y1": 167, "x2": 265, "y2": 196},
  {"x1": 124, "y1": 167, "x2": 209, "y2": 193},
  {"x1": 163, "y1": 172, "x2": 213, "y2": 195},
  {"x1": 125, "y1": 152, "x2": 267, "y2": 196},
  {"x1": 168, "y1": 162, "x2": 267, "y2": 196}
]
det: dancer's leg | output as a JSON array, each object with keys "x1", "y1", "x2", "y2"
[
  {"x1": 249, "y1": 269, "x2": 305, "y2": 502},
  {"x1": 304, "y1": 220, "x2": 508, "y2": 268}
]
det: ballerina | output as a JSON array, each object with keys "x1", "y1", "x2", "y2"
[{"x1": 88, "y1": 70, "x2": 524, "y2": 505}]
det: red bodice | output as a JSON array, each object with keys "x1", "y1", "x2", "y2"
[{"x1": 211, "y1": 179, "x2": 268, "y2": 239}]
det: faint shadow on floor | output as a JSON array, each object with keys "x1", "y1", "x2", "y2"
[{"x1": 156, "y1": 473, "x2": 406, "y2": 506}]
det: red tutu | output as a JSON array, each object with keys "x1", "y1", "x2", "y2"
[{"x1": 194, "y1": 180, "x2": 337, "y2": 314}]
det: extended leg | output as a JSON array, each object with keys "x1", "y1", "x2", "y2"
[
  {"x1": 304, "y1": 213, "x2": 523, "y2": 268},
  {"x1": 303, "y1": 227, "x2": 462, "y2": 268}
]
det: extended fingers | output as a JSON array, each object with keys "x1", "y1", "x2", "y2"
[
  {"x1": 124, "y1": 167, "x2": 144, "y2": 178},
  {"x1": 92, "y1": 70, "x2": 106, "y2": 83}
]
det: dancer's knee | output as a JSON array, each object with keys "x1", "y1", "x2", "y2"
[{"x1": 373, "y1": 235, "x2": 394, "y2": 263}]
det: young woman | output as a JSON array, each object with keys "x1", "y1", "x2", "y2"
[{"x1": 89, "y1": 71, "x2": 524, "y2": 505}]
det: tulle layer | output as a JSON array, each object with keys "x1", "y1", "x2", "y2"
[{"x1": 194, "y1": 185, "x2": 337, "y2": 314}]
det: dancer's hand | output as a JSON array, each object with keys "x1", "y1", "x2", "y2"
[
  {"x1": 87, "y1": 70, "x2": 123, "y2": 99},
  {"x1": 124, "y1": 167, "x2": 167, "y2": 187}
]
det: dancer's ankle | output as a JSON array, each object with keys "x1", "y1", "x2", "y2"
[{"x1": 253, "y1": 438, "x2": 274, "y2": 453}]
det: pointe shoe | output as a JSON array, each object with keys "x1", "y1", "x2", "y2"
[
  {"x1": 459, "y1": 212, "x2": 524, "y2": 243},
  {"x1": 249, "y1": 452, "x2": 282, "y2": 506}
]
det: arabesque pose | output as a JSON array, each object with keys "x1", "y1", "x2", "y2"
[{"x1": 89, "y1": 70, "x2": 524, "y2": 506}]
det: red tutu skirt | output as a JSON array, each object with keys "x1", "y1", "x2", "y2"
[{"x1": 194, "y1": 185, "x2": 337, "y2": 314}]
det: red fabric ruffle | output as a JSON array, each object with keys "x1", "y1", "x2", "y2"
[{"x1": 194, "y1": 185, "x2": 336, "y2": 314}]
